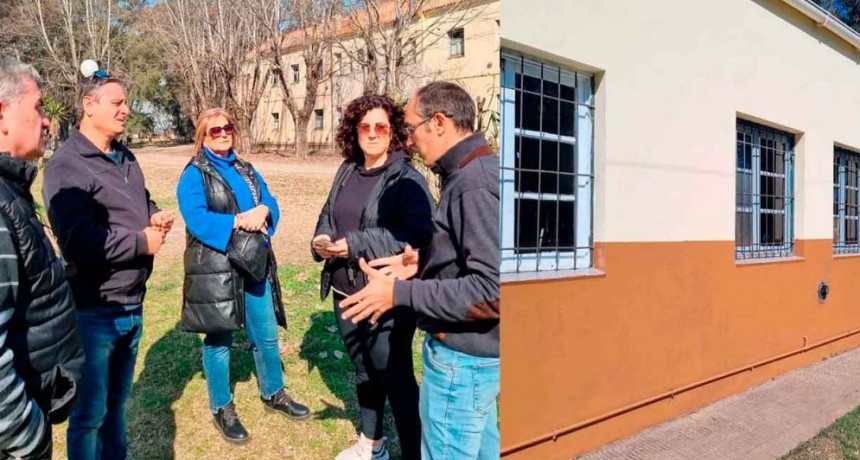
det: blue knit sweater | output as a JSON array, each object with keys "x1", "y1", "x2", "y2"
[{"x1": 177, "y1": 147, "x2": 280, "y2": 252}]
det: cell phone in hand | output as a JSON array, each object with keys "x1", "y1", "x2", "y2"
[{"x1": 312, "y1": 235, "x2": 332, "y2": 249}]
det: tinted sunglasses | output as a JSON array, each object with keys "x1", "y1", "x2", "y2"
[
  {"x1": 357, "y1": 123, "x2": 391, "y2": 137},
  {"x1": 209, "y1": 124, "x2": 235, "y2": 138}
]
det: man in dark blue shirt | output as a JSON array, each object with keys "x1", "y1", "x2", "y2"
[{"x1": 43, "y1": 70, "x2": 173, "y2": 460}]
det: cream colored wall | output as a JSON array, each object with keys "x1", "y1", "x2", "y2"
[
  {"x1": 253, "y1": 0, "x2": 500, "y2": 150},
  {"x1": 253, "y1": 54, "x2": 337, "y2": 148},
  {"x1": 501, "y1": 0, "x2": 860, "y2": 243}
]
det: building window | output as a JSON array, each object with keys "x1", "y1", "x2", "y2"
[
  {"x1": 291, "y1": 64, "x2": 300, "y2": 83},
  {"x1": 834, "y1": 147, "x2": 860, "y2": 254},
  {"x1": 334, "y1": 53, "x2": 342, "y2": 74},
  {"x1": 270, "y1": 72, "x2": 279, "y2": 86},
  {"x1": 448, "y1": 28, "x2": 464, "y2": 58},
  {"x1": 735, "y1": 119, "x2": 795, "y2": 260},
  {"x1": 500, "y1": 51, "x2": 594, "y2": 274},
  {"x1": 314, "y1": 109, "x2": 324, "y2": 130},
  {"x1": 271, "y1": 112, "x2": 280, "y2": 131}
]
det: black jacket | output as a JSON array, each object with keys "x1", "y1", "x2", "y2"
[
  {"x1": 392, "y1": 134, "x2": 500, "y2": 358},
  {"x1": 313, "y1": 152, "x2": 434, "y2": 300},
  {"x1": 0, "y1": 153, "x2": 83, "y2": 459},
  {"x1": 181, "y1": 152, "x2": 286, "y2": 334},
  {"x1": 42, "y1": 129, "x2": 160, "y2": 308}
]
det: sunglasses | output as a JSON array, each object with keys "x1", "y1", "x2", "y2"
[
  {"x1": 357, "y1": 123, "x2": 391, "y2": 137},
  {"x1": 209, "y1": 124, "x2": 235, "y2": 138}
]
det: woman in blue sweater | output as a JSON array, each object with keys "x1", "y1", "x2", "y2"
[{"x1": 176, "y1": 108, "x2": 309, "y2": 445}]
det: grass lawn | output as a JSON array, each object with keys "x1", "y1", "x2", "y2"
[{"x1": 782, "y1": 407, "x2": 860, "y2": 460}]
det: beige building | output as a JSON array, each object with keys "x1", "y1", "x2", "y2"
[
  {"x1": 252, "y1": 0, "x2": 499, "y2": 151},
  {"x1": 500, "y1": 0, "x2": 860, "y2": 458}
]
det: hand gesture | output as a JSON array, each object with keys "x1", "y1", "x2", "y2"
[
  {"x1": 142, "y1": 226, "x2": 165, "y2": 255},
  {"x1": 367, "y1": 245, "x2": 419, "y2": 280},
  {"x1": 150, "y1": 211, "x2": 175, "y2": 236},
  {"x1": 339, "y1": 258, "x2": 396, "y2": 324}
]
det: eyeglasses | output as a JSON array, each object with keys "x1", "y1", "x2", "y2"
[
  {"x1": 357, "y1": 123, "x2": 391, "y2": 137},
  {"x1": 404, "y1": 115, "x2": 434, "y2": 137},
  {"x1": 209, "y1": 124, "x2": 235, "y2": 138}
]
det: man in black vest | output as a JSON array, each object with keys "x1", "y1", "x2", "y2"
[
  {"x1": 0, "y1": 56, "x2": 84, "y2": 460},
  {"x1": 340, "y1": 81, "x2": 500, "y2": 460}
]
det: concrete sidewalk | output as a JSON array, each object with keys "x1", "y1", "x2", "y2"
[{"x1": 578, "y1": 346, "x2": 860, "y2": 460}]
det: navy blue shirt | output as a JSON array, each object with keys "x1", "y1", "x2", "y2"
[{"x1": 42, "y1": 129, "x2": 160, "y2": 308}]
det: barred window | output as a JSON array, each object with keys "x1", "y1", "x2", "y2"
[
  {"x1": 314, "y1": 109, "x2": 324, "y2": 130},
  {"x1": 500, "y1": 51, "x2": 594, "y2": 274},
  {"x1": 735, "y1": 120, "x2": 795, "y2": 260},
  {"x1": 834, "y1": 147, "x2": 860, "y2": 254},
  {"x1": 449, "y1": 28, "x2": 464, "y2": 58}
]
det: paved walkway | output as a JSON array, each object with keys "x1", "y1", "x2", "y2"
[{"x1": 579, "y1": 346, "x2": 860, "y2": 460}]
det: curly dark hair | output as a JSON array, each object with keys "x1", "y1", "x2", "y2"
[{"x1": 335, "y1": 94, "x2": 408, "y2": 163}]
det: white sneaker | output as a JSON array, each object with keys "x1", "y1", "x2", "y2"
[{"x1": 335, "y1": 434, "x2": 389, "y2": 460}]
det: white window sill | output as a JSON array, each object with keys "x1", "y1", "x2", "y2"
[
  {"x1": 834, "y1": 252, "x2": 860, "y2": 259},
  {"x1": 735, "y1": 256, "x2": 804, "y2": 266},
  {"x1": 501, "y1": 268, "x2": 605, "y2": 285}
]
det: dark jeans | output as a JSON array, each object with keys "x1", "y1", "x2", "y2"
[
  {"x1": 333, "y1": 292, "x2": 421, "y2": 459},
  {"x1": 67, "y1": 306, "x2": 143, "y2": 460}
]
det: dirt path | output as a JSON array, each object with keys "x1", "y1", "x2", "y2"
[{"x1": 135, "y1": 144, "x2": 342, "y2": 175}]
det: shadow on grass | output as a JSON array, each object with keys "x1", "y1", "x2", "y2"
[
  {"x1": 128, "y1": 321, "x2": 255, "y2": 459},
  {"x1": 298, "y1": 309, "x2": 412, "y2": 460},
  {"x1": 299, "y1": 310, "x2": 356, "y2": 423}
]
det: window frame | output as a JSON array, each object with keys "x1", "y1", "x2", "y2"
[
  {"x1": 314, "y1": 109, "x2": 324, "y2": 130},
  {"x1": 834, "y1": 146, "x2": 860, "y2": 254},
  {"x1": 499, "y1": 50, "x2": 595, "y2": 275},
  {"x1": 734, "y1": 119, "x2": 795, "y2": 260},
  {"x1": 448, "y1": 28, "x2": 465, "y2": 58}
]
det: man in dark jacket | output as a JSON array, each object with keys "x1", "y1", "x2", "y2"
[
  {"x1": 340, "y1": 81, "x2": 499, "y2": 460},
  {"x1": 42, "y1": 69, "x2": 173, "y2": 460},
  {"x1": 0, "y1": 56, "x2": 84, "y2": 460}
]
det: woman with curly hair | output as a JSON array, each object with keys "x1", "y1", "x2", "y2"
[{"x1": 312, "y1": 94, "x2": 434, "y2": 460}]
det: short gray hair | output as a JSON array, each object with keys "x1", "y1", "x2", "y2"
[
  {"x1": 78, "y1": 75, "x2": 126, "y2": 110},
  {"x1": 415, "y1": 81, "x2": 476, "y2": 133},
  {"x1": 0, "y1": 56, "x2": 41, "y2": 105}
]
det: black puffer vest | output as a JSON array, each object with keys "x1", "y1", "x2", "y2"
[
  {"x1": 181, "y1": 152, "x2": 286, "y2": 334},
  {"x1": 0, "y1": 154, "x2": 83, "y2": 422}
]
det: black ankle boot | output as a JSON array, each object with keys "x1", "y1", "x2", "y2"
[
  {"x1": 261, "y1": 389, "x2": 310, "y2": 420},
  {"x1": 213, "y1": 402, "x2": 249, "y2": 444}
]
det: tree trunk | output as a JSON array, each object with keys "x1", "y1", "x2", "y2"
[
  {"x1": 295, "y1": 116, "x2": 310, "y2": 159},
  {"x1": 236, "y1": 116, "x2": 254, "y2": 155}
]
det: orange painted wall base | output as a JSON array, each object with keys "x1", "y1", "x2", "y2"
[{"x1": 500, "y1": 240, "x2": 860, "y2": 459}]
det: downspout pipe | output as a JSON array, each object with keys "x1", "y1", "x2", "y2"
[{"x1": 781, "y1": 0, "x2": 860, "y2": 51}]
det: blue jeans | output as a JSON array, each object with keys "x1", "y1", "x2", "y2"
[
  {"x1": 203, "y1": 281, "x2": 284, "y2": 411},
  {"x1": 67, "y1": 306, "x2": 143, "y2": 460},
  {"x1": 420, "y1": 336, "x2": 499, "y2": 460}
]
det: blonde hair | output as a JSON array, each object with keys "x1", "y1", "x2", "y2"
[{"x1": 193, "y1": 108, "x2": 238, "y2": 155}]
